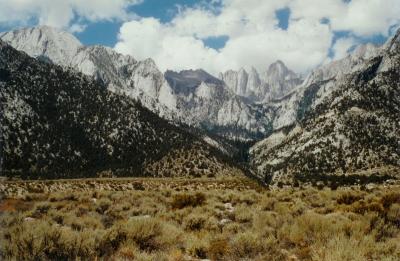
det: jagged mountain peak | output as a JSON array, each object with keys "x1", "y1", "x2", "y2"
[
  {"x1": 0, "y1": 40, "x2": 245, "y2": 178},
  {"x1": 266, "y1": 60, "x2": 295, "y2": 78},
  {"x1": 352, "y1": 43, "x2": 380, "y2": 60},
  {"x1": 238, "y1": 67, "x2": 248, "y2": 74},
  {"x1": 1, "y1": 26, "x2": 274, "y2": 141},
  {"x1": 1, "y1": 26, "x2": 82, "y2": 64},
  {"x1": 1, "y1": 25, "x2": 81, "y2": 44},
  {"x1": 141, "y1": 57, "x2": 158, "y2": 67},
  {"x1": 250, "y1": 31, "x2": 400, "y2": 185},
  {"x1": 220, "y1": 60, "x2": 302, "y2": 103},
  {"x1": 249, "y1": 66, "x2": 259, "y2": 74},
  {"x1": 385, "y1": 28, "x2": 400, "y2": 52},
  {"x1": 165, "y1": 69, "x2": 223, "y2": 88},
  {"x1": 268, "y1": 60, "x2": 286, "y2": 69}
]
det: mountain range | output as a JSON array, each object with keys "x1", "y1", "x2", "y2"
[
  {"x1": 0, "y1": 39, "x2": 244, "y2": 179},
  {"x1": 0, "y1": 26, "x2": 302, "y2": 141},
  {"x1": 250, "y1": 31, "x2": 400, "y2": 185},
  {"x1": 1, "y1": 26, "x2": 399, "y2": 184},
  {"x1": 219, "y1": 61, "x2": 302, "y2": 103}
]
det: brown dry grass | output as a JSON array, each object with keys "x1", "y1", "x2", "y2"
[{"x1": 0, "y1": 177, "x2": 399, "y2": 260}]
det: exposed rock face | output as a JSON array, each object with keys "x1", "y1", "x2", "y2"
[
  {"x1": 1, "y1": 26, "x2": 180, "y2": 122},
  {"x1": 219, "y1": 61, "x2": 302, "y2": 102},
  {"x1": 2, "y1": 26, "x2": 399, "y2": 185},
  {"x1": 1, "y1": 26, "x2": 272, "y2": 141},
  {"x1": 249, "y1": 32, "x2": 400, "y2": 185},
  {"x1": 0, "y1": 40, "x2": 244, "y2": 179},
  {"x1": 165, "y1": 69, "x2": 271, "y2": 140},
  {"x1": 303, "y1": 43, "x2": 382, "y2": 87}
]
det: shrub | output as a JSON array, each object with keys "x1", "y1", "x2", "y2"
[
  {"x1": 32, "y1": 202, "x2": 51, "y2": 217},
  {"x1": 311, "y1": 234, "x2": 372, "y2": 261},
  {"x1": 229, "y1": 232, "x2": 264, "y2": 259},
  {"x1": 386, "y1": 203, "x2": 400, "y2": 227},
  {"x1": 0, "y1": 220, "x2": 99, "y2": 260},
  {"x1": 123, "y1": 218, "x2": 164, "y2": 251},
  {"x1": 106, "y1": 218, "x2": 182, "y2": 253},
  {"x1": 96, "y1": 198, "x2": 112, "y2": 214},
  {"x1": 337, "y1": 192, "x2": 363, "y2": 205},
  {"x1": 234, "y1": 205, "x2": 253, "y2": 223},
  {"x1": 185, "y1": 236, "x2": 208, "y2": 259},
  {"x1": 1, "y1": 178, "x2": 399, "y2": 260},
  {"x1": 183, "y1": 214, "x2": 207, "y2": 231},
  {"x1": 171, "y1": 193, "x2": 206, "y2": 209},
  {"x1": 259, "y1": 197, "x2": 277, "y2": 211},
  {"x1": 380, "y1": 192, "x2": 400, "y2": 209},
  {"x1": 351, "y1": 201, "x2": 384, "y2": 214},
  {"x1": 207, "y1": 238, "x2": 230, "y2": 261}
]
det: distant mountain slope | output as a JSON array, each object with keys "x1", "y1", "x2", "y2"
[
  {"x1": 164, "y1": 69, "x2": 273, "y2": 140},
  {"x1": 249, "y1": 42, "x2": 385, "y2": 132},
  {"x1": 250, "y1": 30, "x2": 400, "y2": 185},
  {"x1": 0, "y1": 40, "x2": 244, "y2": 179},
  {"x1": 219, "y1": 61, "x2": 302, "y2": 103},
  {"x1": 0, "y1": 26, "x2": 180, "y2": 122},
  {"x1": 0, "y1": 26, "x2": 272, "y2": 141}
]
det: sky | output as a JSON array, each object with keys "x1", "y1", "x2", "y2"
[{"x1": 0, "y1": 0, "x2": 399, "y2": 75}]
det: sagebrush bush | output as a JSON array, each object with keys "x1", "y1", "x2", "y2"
[
  {"x1": 336, "y1": 192, "x2": 363, "y2": 205},
  {"x1": 171, "y1": 192, "x2": 206, "y2": 209},
  {"x1": 380, "y1": 192, "x2": 400, "y2": 209},
  {"x1": 0, "y1": 178, "x2": 399, "y2": 260},
  {"x1": 183, "y1": 213, "x2": 207, "y2": 231},
  {"x1": 229, "y1": 232, "x2": 264, "y2": 259},
  {"x1": 207, "y1": 237, "x2": 230, "y2": 261}
]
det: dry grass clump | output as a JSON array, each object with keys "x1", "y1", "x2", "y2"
[
  {"x1": 0, "y1": 177, "x2": 399, "y2": 260},
  {"x1": 183, "y1": 213, "x2": 207, "y2": 231},
  {"x1": 336, "y1": 191, "x2": 364, "y2": 205},
  {"x1": 380, "y1": 192, "x2": 400, "y2": 208},
  {"x1": 106, "y1": 218, "x2": 182, "y2": 252},
  {"x1": 207, "y1": 237, "x2": 230, "y2": 260},
  {"x1": 171, "y1": 192, "x2": 206, "y2": 209}
]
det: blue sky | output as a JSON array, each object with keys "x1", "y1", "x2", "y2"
[
  {"x1": 0, "y1": 0, "x2": 389, "y2": 50},
  {"x1": 74, "y1": 0, "x2": 203, "y2": 47},
  {"x1": 71, "y1": 0, "x2": 390, "y2": 57},
  {"x1": 0, "y1": 0, "x2": 399, "y2": 74}
]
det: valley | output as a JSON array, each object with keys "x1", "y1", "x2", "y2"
[{"x1": 0, "y1": 20, "x2": 399, "y2": 261}]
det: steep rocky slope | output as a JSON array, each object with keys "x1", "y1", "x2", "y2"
[
  {"x1": 0, "y1": 40, "x2": 244, "y2": 179},
  {"x1": 250, "y1": 31, "x2": 400, "y2": 185},
  {"x1": 0, "y1": 26, "x2": 272, "y2": 141},
  {"x1": 165, "y1": 69, "x2": 272, "y2": 140},
  {"x1": 0, "y1": 26, "x2": 180, "y2": 122},
  {"x1": 251, "y1": 42, "x2": 385, "y2": 132},
  {"x1": 219, "y1": 61, "x2": 302, "y2": 102}
]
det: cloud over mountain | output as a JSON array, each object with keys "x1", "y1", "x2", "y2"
[
  {"x1": 1, "y1": 0, "x2": 399, "y2": 74},
  {"x1": 114, "y1": 0, "x2": 400, "y2": 74},
  {"x1": 0, "y1": 0, "x2": 142, "y2": 31}
]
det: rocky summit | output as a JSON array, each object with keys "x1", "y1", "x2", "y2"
[
  {"x1": 1, "y1": 25, "x2": 399, "y2": 185},
  {"x1": 250, "y1": 30, "x2": 400, "y2": 185},
  {"x1": 1, "y1": 26, "x2": 300, "y2": 141},
  {"x1": 0, "y1": 39, "x2": 244, "y2": 179}
]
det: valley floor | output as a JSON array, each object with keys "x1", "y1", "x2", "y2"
[{"x1": 0, "y1": 177, "x2": 399, "y2": 260}]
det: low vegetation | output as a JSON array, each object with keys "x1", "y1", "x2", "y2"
[{"x1": 0, "y1": 177, "x2": 399, "y2": 260}]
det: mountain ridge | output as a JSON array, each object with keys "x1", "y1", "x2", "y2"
[
  {"x1": 249, "y1": 30, "x2": 400, "y2": 185},
  {"x1": 1, "y1": 26, "x2": 286, "y2": 141},
  {"x1": 0, "y1": 39, "x2": 245, "y2": 179}
]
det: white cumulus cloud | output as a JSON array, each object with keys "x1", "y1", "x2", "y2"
[
  {"x1": 1, "y1": 0, "x2": 399, "y2": 74},
  {"x1": 115, "y1": 0, "x2": 400, "y2": 75},
  {"x1": 331, "y1": 37, "x2": 358, "y2": 60},
  {"x1": 0, "y1": 0, "x2": 142, "y2": 30}
]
